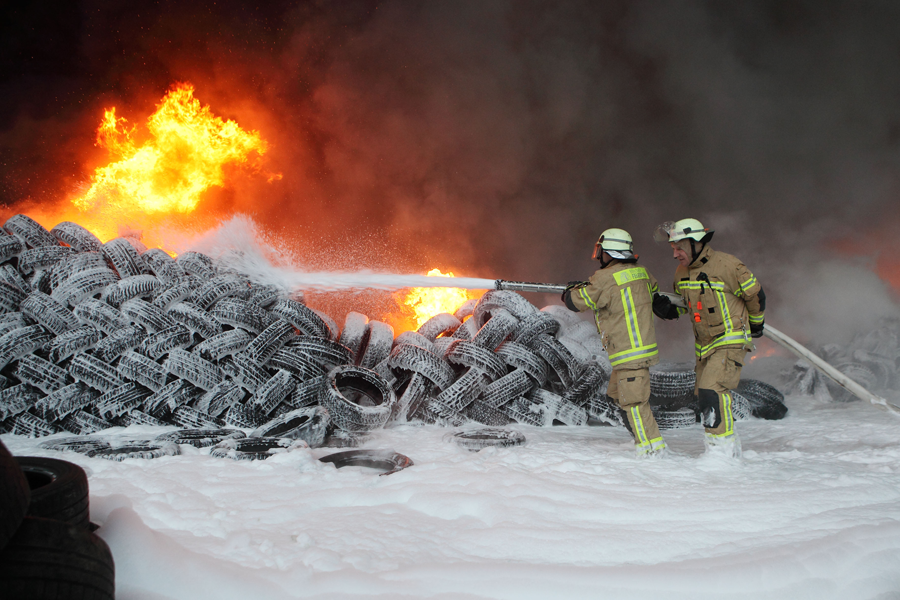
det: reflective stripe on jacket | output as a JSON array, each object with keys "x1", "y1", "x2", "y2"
[
  {"x1": 570, "y1": 262, "x2": 660, "y2": 368},
  {"x1": 673, "y1": 246, "x2": 764, "y2": 358}
]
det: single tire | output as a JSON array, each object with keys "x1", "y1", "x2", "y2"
[
  {"x1": 393, "y1": 330, "x2": 435, "y2": 353},
  {"x1": 417, "y1": 313, "x2": 461, "y2": 342},
  {"x1": 14, "y1": 354, "x2": 69, "y2": 394},
  {"x1": 247, "y1": 283, "x2": 282, "y2": 308},
  {"x1": 42, "y1": 383, "x2": 97, "y2": 422},
  {"x1": 339, "y1": 311, "x2": 369, "y2": 361},
  {"x1": 465, "y1": 399, "x2": 513, "y2": 427},
  {"x1": 387, "y1": 343, "x2": 455, "y2": 391},
  {"x1": 101, "y1": 237, "x2": 147, "y2": 277},
  {"x1": 0, "y1": 234, "x2": 23, "y2": 262},
  {"x1": 73, "y1": 298, "x2": 129, "y2": 334},
  {"x1": 250, "y1": 406, "x2": 330, "y2": 447},
  {"x1": 454, "y1": 299, "x2": 479, "y2": 321},
  {"x1": 223, "y1": 402, "x2": 270, "y2": 429},
  {"x1": 156, "y1": 428, "x2": 246, "y2": 448},
  {"x1": 191, "y1": 275, "x2": 249, "y2": 309},
  {"x1": 58, "y1": 410, "x2": 113, "y2": 435},
  {"x1": 318, "y1": 449, "x2": 413, "y2": 475},
  {"x1": 15, "y1": 456, "x2": 90, "y2": 528},
  {"x1": 503, "y1": 396, "x2": 544, "y2": 427},
  {"x1": 18, "y1": 246, "x2": 73, "y2": 275},
  {"x1": 530, "y1": 388, "x2": 588, "y2": 426},
  {"x1": 434, "y1": 368, "x2": 489, "y2": 413},
  {"x1": 135, "y1": 324, "x2": 193, "y2": 360},
  {"x1": 0, "y1": 264, "x2": 28, "y2": 294},
  {"x1": 0, "y1": 325, "x2": 53, "y2": 370},
  {"x1": 21, "y1": 291, "x2": 80, "y2": 334},
  {"x1": 92, "y1": 324, "x2": 148, "y2": 362},
  {"x1": 653, "y1": 406, "x2": 698, "y2": 430},
  {"x1": 164, "y1": 348, "x2": 224, "y2": 391},
  {"x1": 100, "y1": 274, "x2": 163, "y2": 308},
  {"x1": 225, "y1": 352, "x2": 272, "y2": 392},
  {"x1": 176, "y1": 251, "x2": 216, "y2": 279},
  {"x1": 117, "y1": 350, "x2": 167, "y2": 391},
  {"x1": 284, "y1": 337, "x2": 353, "y2": 370},
  {"x1": 94, "y1": 441, "x2": 180, "y2": 461},
  {"x1": 471, "y1": 307, "x2": 518, "y2": 351},
  {"x1": 495, "y1": 341, "x2": 549, "y2": 386},
  {"x1": 473, "y1": 290, "x2": 537, "y2": 327},
  {"x1": 562, "y1": 361, "x2": 608, "y2": 408},
  {"x1": 167, "y1": 302, "x2": 222, "y2": 339},
  {"x1": 196, "y1": 380, "x2": 246, "y2": 417},
  {"x1": 266, "y1": 347, "x2": 323, "y2": 380},
  {"x1": 45, "y1": 325, "x2": 103, "y2": 363},
  {"x1": 446, "y1": 427, "x2": 525, "y2": 451},
  {"x1": 0, "y1": 439, "x2": 30, "y2": 551},
  {"x1": 0, "y1": 280, "x2": 27, "y2": 313},
  {"x1": 444, "y1": 339, "x2": 507, "y2": 381},
  {"x1": 11, "y1": 412, "x2": 58, "y2": 437},
  {"x1": 288, "y1": 375, "x2": 327, "y2": 410},
  {"x1": 210, "y1": 437, "x2": 303, "y2": 461},
  {"x1": 269, "y1": 298, "x2": 331, "y2": 339},
  {"x1": 5, "y1": 214, "x2": 57, "y2": 248},
  {"x1": 357, "y1": 321, "x2": 394, "y2": 369},
  {"x1": 171, "y1": 405, "x2": 222, "y2": 429},
  {"x1": 731, "y1": 390, "x2": 753, "y2": 420},
  {"x1": 120, "y1": 298, "x2": 176, "y2": 333},
  {"x1": 142, "y1": 248, "x2": 187, "y2": 284},
  {"x1": 143, "y1": 379, "x2": 203, "y2": 417},
  {"x1": 48, "y1": 252, "x2": 107, "y2": 291},
  {"x1": 244, "y1": 319, "x2": 297, "y2": 366},
  {"x1": 68, "y1": 353, "x2": 125, "y2": 392},
  {"x1": 649, "y1": 363, "x2": 697, "y2": 399},
  {"x1": 95, "y1": 383, "x2": 154, "y2": 420},
  {"x1": 208, "y1": 297, "x2": 273, "y2": 334},
  {"x1": 318, "y1": 365, "x2": 395, "y2": 432},
  {"x1": 251, "y1": 369, "x2": 296, "y2": 415},
  {"x1": 52, "y1": 267, "x2": 118, "y2": 308},
  {"x1": 528, "y1": 334, "x2": 580, "y2": 390},
  {"x1": 735, "y1": 379, "x2": 788, "y2": 420},
  {"x1": 480, "y1": 368, "x2": 534, "y2": 409},
  {"x1": 39, "y1": 437, "x2": 111, "y2": 457},
  {"x1": 152, "y1": 280, "x2": 195, "y2": 310},
  {"x1": 0, "y1": 516, "x2": 115, "y2": 600},
  {"x1": 511, "y1": 311, "x2": 561, "y2": 347},
  {"x1": 50, "y1": 221, "x2": 102, "y2": 252},
  {"x1": 192, "y1": 329, "x2": 253, "y2": 362}
]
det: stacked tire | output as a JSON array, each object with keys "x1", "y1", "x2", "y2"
[
  {"x1": 0, "y1": 439, "x2": 114, "y2": 598},
  {"x1": 0, "y1": 213, "x2": 787, "y2": 444}
]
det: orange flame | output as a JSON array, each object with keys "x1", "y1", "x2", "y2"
[
  {"x1": 74, "y1": 83, "x2": 271, "y2": 217},
  {"x1": 390, "y1": 269, "x2": 485, "y2": 332}
]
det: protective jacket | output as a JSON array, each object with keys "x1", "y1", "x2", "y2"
[
  {"x1": 673, "y1": 245, "x2": 764, "y2": 359},
  {"x1": 566, "y1": 261, "x2": 660, "y2": 369}
]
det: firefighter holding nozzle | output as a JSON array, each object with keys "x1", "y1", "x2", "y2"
[
  {"x1": 651, "y1": 218, "x2": 766, "y2": 458},
  {"x1": 562, "y1": 229, "x2": 668, "y2": 457}
]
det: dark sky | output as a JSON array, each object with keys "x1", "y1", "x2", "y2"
[{"x1": 2, "y1": 0, "x2": 899, "y2": 343}]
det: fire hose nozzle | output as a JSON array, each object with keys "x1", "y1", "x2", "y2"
[{"x1": 494, "y1": 279, "x2": 568, "y2": 294}]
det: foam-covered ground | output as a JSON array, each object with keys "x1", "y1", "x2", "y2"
[{"x1": 4, "y1": 381, "x2": 900, "y2": 600}]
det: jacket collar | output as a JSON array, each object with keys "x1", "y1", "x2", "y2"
[{"x1": 689, "y1": 244, "x2": 713, "y2": 269}]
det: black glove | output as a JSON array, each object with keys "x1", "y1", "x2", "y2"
[
  {"x1": 652, "y1": 293, "x2": 680, "y2": 320},
  {"x1": 750, "y1": 322, "x2": 765, "y2": 338},
  {"x1": 561, "y1": 281, "x2": 587, "y2": 309}
]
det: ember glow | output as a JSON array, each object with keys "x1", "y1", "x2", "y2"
[
  {"x1": 393, "y1": 269, "x2": 485, "y2": 331},
  {"x1": 75, "y1": 83, "x2": 270, "y2": 216}
]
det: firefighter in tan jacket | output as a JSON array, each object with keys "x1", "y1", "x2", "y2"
[
  {"x1": 562, "y1": 228, "x2": 667, "y2": 457},
  {"x1": 652, "y1": 218, "x2": 766, "y2": 457}
]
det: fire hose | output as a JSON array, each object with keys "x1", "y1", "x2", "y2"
[{"x1": 494, "y1": 280, "x2": 900, "y2": 415}]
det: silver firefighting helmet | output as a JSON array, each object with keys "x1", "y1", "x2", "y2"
[
  {"x1": 592, "y1": 228, "x2": 635, "y2": 260},
  {"x1": 653, "y1": 218, "x2": 714, "y2": 244}
]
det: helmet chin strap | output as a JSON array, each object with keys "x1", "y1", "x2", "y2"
[{"x1": 689, "y1": 239, "x2": 704, "y2": 263}]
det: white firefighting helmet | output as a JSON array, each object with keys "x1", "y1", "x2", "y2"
[
  {"x1": 653, "y1": 218, "x2": 714, "y2": 244},
  {"x1": 593, "y1": 228, "x2": 635, "y2": 260}
]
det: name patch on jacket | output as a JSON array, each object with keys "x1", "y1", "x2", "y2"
[{"x1": 613, "y1": 267, "x2": 649, "y2": 286}]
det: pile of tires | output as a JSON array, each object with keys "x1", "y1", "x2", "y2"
[
  {"x1": 0, "y1": 213, "x2": 786, "y2": 444},
  {"x1": 785, "y1": 317, "x2": 900, "y2": 403},
  {"x1": 0, "y1": 438, "x2": 114, "y2": 598}
]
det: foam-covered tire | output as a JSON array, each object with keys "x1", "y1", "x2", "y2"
[
  {"x1": 250, "y1": 406, "x2": 330, "y2": 447},
  {"x1": 176, "y1": 251, "x2": 216, "y2": 279},
  {"x1": 464, "y1": 399, "x2": 513, "y2": 426},
  {"x1": 471, "y1": 307, "x2": 518, "y2": 351},
  {"x1": 495, "y1": 341, "x2": 549, "y2": 386},
  {"x1": 73, "y1": 299, "x2": 129, "y2": 334},
  {"x1": 479, "y1": 368, "x2": 533, "y2": 409},
  {"x1": 20, "y1": 291, "x2": 80, "y2": 334},
  {"x1": 319, "y1": 365, "x2": 395, "y2": 432},
  {"x1": 155, "y1": 428, "x2": 246, "y2": 448},
  {"x1": 210, "y1": 437, "x2": 303, "y2": 461},
  {"x1": 101, "y1": 237, "x2": 147, "y2": 278},
  {"x1": 269, "y1": 298, "x2": 331, "y2": 339},
  {"x1": 39, "y1": 437, "x2": 112, "y2": 457},
  {"x1": 50, "y1": 221, "x2": 102, "y2": 252},
  {"x1": 357, "y1": 321, "x2": 394, "y2": 369},
  {"x1": 735, "y1": 379, "x2": 788, "y2": 420},
  {"x1": 649, "y1": 363, "x2": 697, "y2": 399},
  {"x1": 338, "y1": 311, "x2": 369, "y2": 361},
  {"x1": 0, "y1": 439, "x2": 30, "y2": 551},
  {"x1": 164, "y1": 348, "x2": 224, "y2": 391},
  {"x1": 387, "y1": 343, "x2": 455, "y2": 391},
  {"x1": 14, "y1": 456, "x2": 90, "y2": 529},
  {"x1": 444, "y1": 339, "x2": 507, "y2": 381},
  {"x1": 45, "y1": 325, "x2": 103, "y2": 363},
  {"x1": 473, "y1": 290, "x2": 537, "y2": 327},
  {"x1": 446, "y1": 427, "x2": 526, "y2": 451},
  {"x1": 318, "y1": 449, "x2": 413, "y2": 475},
  {"x1": 4, "y1": 214, "x2": 58, "y2": 248},
  {"x1": 511, "y1": 311, "x2": 560, "y2": 347},
  {"x1": 527, "y1": 334, "x2": 579, "y2": 389},
  {"x1": 0, "y1": 516, "x2": 115, "y2": 600},
  {"x1": 653, "y1": 406, "x2": 698, "y2": 430},
  {"x1": 93, "y1": 441, "x2": 180, "y2": 461},
  {"x1": 417, "y1": 312, "x2": 462, "y2": 342}
]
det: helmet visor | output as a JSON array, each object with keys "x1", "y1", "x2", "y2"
[{"x1": 653, "y1": 221, "x2": 676, "y2": 243}]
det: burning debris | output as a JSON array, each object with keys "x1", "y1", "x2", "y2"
[{"x1": 0, "y1": 213, "x2": 786, "y2": 456}]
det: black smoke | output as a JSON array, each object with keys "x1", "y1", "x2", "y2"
[{"x1": 2, "y1": 0, "x2": 899, "y2": 351}]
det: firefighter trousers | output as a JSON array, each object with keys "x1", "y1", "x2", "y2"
[
  {"x1": 694, "y1": 347, "x2": 746, "y2": 438},
  {"x1": 607, "y1": 367, "x2": 664, "y2": 453}
]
